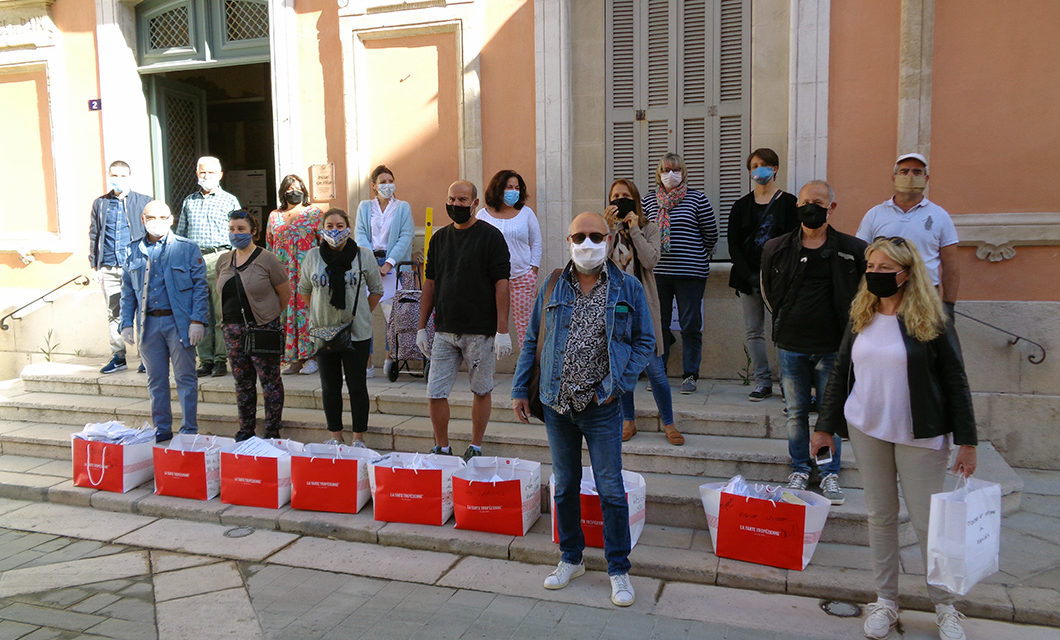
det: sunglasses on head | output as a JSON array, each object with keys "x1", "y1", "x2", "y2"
[
  {"x1": 569, "y1": 232, "x2": 606, "y2": 244},
  {"x1": 874, "y1": 236, "x2": 907, "y2": 246},
  {"x1": 229, "y1": 210, "x2": 251, "y2": 220}
]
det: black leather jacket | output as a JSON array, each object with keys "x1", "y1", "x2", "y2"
[
  {"x1": 816, "y1": 316, "x2": 977, "y2": 446},
  {"x1": 759, "y1": 225, "x2": 867, "y2": 341}
]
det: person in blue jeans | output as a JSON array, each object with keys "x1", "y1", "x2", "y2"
[
  {"x1": 119, "y1": 201, "x2": 209, "y2": 443},
  {"x1": 512, "y1": 212, "x2": 655, "y2": 608},
  {"x1": 760, "y1": 180, "x2": 867, "y2": 505}
]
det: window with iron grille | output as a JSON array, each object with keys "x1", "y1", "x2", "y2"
[{"x1": 136, "y1": 0, "x2": 269, "y2": 68}]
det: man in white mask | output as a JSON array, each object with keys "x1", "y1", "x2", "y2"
[
  {"x1": 856, "y1": 153, "x2": 960, "y2": 318},
  {"x1": 511, "y1": 212, "x2": 655, "y2": 609},
  {"x1": 175, "y1": 156, "x2": 242, "y2": 377},
  {"x1": 119, "y1": 201, "x2": 209, "y2": 443}
]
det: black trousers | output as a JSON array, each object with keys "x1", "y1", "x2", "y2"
[{"x1": 317, "y1": 339, "x2": 371, "y2": 433}]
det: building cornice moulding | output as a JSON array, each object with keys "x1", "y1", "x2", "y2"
[
  {"x1": 954, "y1": 212, "x2": 1060, "y2": 261},
  {"x1": 0, "y1": 0, "x2": 55, "y2": 50}
]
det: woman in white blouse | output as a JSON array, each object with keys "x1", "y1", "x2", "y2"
[
  {"x1": 476, "y1": 169, "x2": 541, "y2": 349},
  {"x1": 354, "y1": 164, "x2": 414, "y2": 376}
]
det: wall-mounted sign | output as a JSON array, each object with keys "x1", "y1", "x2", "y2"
[
  {"x1": 88, "y1": 99, "x2": 101, "y2": 111},
  {"x1": 310, "y1": 163, "x2": 335, "y2": 201}
]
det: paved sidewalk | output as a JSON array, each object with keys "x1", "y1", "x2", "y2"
[{"x1": 0, "y1": 500, "x2": 1057, "y2": 639}]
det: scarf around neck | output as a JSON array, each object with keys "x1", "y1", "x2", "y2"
[
  {"x1": 319, "y1": 239, "x2": 359, "y2": 310},
  {"x1": 656, "y1": 183, "x2": 687, "y2": 253}
]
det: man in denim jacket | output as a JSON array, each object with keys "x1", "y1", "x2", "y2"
[
  {"x1": 512, "y1": 212, "x2": 655, "y2": 608},
  {"x1": 119, "y1": 201, "x2": 209, "y2": 443}
]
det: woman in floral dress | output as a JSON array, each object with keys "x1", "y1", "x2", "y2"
[{"x1": 267, "y1": 174, "x2": 322, "y2": 375}]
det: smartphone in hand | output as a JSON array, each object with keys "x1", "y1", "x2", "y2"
[{"x1": 814, "y1": 447, "x2": 833, "y2": 466}]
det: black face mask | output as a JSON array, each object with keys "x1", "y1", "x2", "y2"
[
  {"x1": 797, "y1": 203, "x2": 829, "y2": 229},
  {"x1": 446, "y1": 204, "x2": 472, "y2": 224},
  {"x1": 610, "y1": 198, "x2": 637, "y2": 216},
  {"x1": 865, "y1": 271, "x2": 905, "y2": 298},
  {"x1": 285, "y1": 190, "x2": 304, "y2": 205}
]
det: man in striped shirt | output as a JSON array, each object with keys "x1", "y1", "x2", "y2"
[{"x1": 175, "y1": 155, "x2": 241, "y2": 377}]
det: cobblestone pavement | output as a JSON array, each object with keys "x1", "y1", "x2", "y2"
[{"x1": 1, "y1": 501, "x2": 1058, "y2": 639}]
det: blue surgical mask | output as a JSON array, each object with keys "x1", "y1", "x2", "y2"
[
  {"x1": 503, "y1": 189, "x2": 520, "y2": 207},
  {"x1": 229, "y1": 232, "x2": 253, "y2": 250},
  {"x1": 321, "y1": 227, "x2": 350, "y2": 247},
  {"x1": 751, "y1": 166, "x2": 775, "y2": 185}
]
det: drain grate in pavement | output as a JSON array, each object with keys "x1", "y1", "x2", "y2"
[
  {"x1": 819, "y1": 600, "x2": 861, "y2": 617},
  {"x1": 223, "y1": 526, "x2": 255, "y2": 538}
]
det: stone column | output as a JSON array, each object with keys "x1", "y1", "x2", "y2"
[
  {"x1": 787, "y1": 0, "x2": 830, "y2": 192},
  {"x1": 897, "y1": 0, "x2": 934, "y2": 157},
  {"x1": 268, "y1": 0, "x2": 302, "y2": 180}
]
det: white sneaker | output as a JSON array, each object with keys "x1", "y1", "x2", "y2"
[
  {"x1": 609, "y1": 573, "x2": 635, "y2": 607},
  {"x1": 365, "y1": 365, "x2": 375, "y2": 378},
  {"x1": 935, "y1": 604, "x2": 967, "y2": 640},
  {"x1": 787, "y1": 471, "x2": 810, "y2": 491},
  {"x1": 299, "y1": 359, "x2": 318, "y2": 375},
  {"x1": 543, "y1": 561, "x2": 584, "y2": 590},
  {"x1": 863, "y1": 601, "x2": 899, "y2": 639}
]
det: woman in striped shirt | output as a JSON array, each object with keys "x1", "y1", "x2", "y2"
[{"x1": 641, "y1": 153, "x2": 719, "y2": 394}]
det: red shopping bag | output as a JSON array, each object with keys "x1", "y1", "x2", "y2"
[
  {"x1": 549, "y1": 469, "x2": 647, "y2": 549},
  {"x1": 72, "y1": 438, "x2": 153, "y2": 493},
  {"x1": 714, "y1": 492, "x2": 806, "y2": 570},
  {"x1": 453, "y1": 457, "x2": 541, "y2": 536},
  {"x1": 153, "y1": 434, "x2": 233, "y2": 501},
  {"x1": 220, "y1": 451, "x2": 292, "y2": 509},
  {"x1": 371, "y1": 467, "x2": 447, "y2": 525},
  {"x1": 291, "y1": 456, "x2": 370, "y2": 514}
]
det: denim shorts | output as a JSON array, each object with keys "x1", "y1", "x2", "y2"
[{"x1": 426, "y1": 332, "x2": 496, "y2": 398}]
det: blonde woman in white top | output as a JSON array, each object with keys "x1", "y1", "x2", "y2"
[{"x1": 475, "y1": 169, "x2": 541, "y2": 349}]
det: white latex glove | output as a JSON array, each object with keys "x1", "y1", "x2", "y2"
[
  {"x1": 188, "y1": 323, "x2": 205, "y2": 346},
  {"x1": 494, "y1": 332, "x2": 512, "y2": 360},
  {"x1": 121, "y1": 327, "x2": 135, "y2": 345},
  {"x1": 416, "y1": 329, "x2": 430, "y2": 357}
]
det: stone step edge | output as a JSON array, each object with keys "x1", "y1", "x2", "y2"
[{"x1": 0, "y1": 473, "x2": 1035, "y2": 626}]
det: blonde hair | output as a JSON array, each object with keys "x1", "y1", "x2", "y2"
[
  {"x1": 655, "y1": 153, "x2": 686, "y2": 187},
  {"x1": 850, "y1": 237, "x2": 945, "y2": 342}
]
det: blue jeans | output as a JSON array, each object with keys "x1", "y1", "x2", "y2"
[
  {"x1": 655, "y1": 275, "x2": 705, "y2": 379},
  {"x1": 620, "y1": 354, "x2": 674, "y2": 425},
  {"x1": 141, "y1": 314, "x2": 198, "y2": 436},
  {"x1": 779, "y1": 349, "x2": 841, "y2": 475},
  {"x1": 544, "y1": 401, "x2": 631, "y2": 575}
]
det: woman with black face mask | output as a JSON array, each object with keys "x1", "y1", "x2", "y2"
[
  {"x1": 267, "y1": 174, "x2": 323, "y2": 376},
  {"x1": 812, "y1": 237, "x2": 976, "y2": 640},
  {"x1": 604, "y1": 178, "x2": 683, "y2": 446}
]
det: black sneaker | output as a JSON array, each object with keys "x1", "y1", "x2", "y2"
[
  {"x1": 429, "y1": 445, "x2": 454, "y2": 455},
  {"x1": 211, "y1": 361, "x2": 227, "y2": 377},
  {"x1": 100, "y1": 356, "x2": 128, "y2": 374},
  {"x1": 263, "y1": 429, "x2": 281, "y2": 440},
  {"x1": 462, "y1": 445, "x2": 482, "y2": 462},
  {"x1": 234, "y1": 429, "x2": 256, "y2": 442},
  {"x1": 196, "y1": 362, "x2": 214, "y2": 377},
  {"x1": 748, "y1": 384, "x2": 773, "y2": 401},
  {"x1": 155, "y1": 431, "x2": 173, "y2": 444},
  {"x1": 137, "y1": 363, "x2": 146, "y2": 373}
]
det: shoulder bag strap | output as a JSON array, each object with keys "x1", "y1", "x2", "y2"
[{"x1": 231, "y1": 248, "x2": 262, "y2": 327}]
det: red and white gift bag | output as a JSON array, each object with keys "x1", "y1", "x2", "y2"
[
  {"x1": 453, "y1": 457, "x2": 541, "y2": 536},
  {"x1": 72, "y1": 438, "x2": 154, "y2": 493},
  {"x1": 549, "y1": 468, "x2": 647, "y2": 549},
  {"x1": 290, "y1": 443, "x2": 379, "y2": 514},
  {"x1": 368, "y1": 452, "x2": 465, "y2": 525},
  {"x1": 220, "y1": 438, "x2": 303, "y2": 509},
  {"x1": 153, "y1": 434, "x2": 235, "y2": 500},
  {"x1": 700, "y1": 479, "x2": 831, "y2": 570}
]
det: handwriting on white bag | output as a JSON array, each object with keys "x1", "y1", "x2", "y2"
[{"x1": 968, "y1": 510, "x2": 996, "y2": 526}]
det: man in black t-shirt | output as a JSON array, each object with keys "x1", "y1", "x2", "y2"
[
  {"x1": 760, "y1": 180, "x2": 867, "y2": 506},
  {"x1": 417, "y1": 180, "x2": 511, "y2": 461}
]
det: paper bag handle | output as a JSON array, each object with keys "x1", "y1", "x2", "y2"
[{"x1": 86, "y1": 443, "x2": 107, "y2": 487}]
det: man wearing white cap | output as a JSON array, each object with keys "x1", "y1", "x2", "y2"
[{"x1": 856, "y1": 153, "x2": 959, "y2": 316}]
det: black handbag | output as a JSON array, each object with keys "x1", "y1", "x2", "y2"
[
  {"x1": 310, "y1": 251, "x2": 361, "y2": 355},
  {"x1": 232, "y1": 251, "x2": 284, "y2": 358}
]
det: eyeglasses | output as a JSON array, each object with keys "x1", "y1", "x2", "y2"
[
  {"x1": 568, "y1": 232, "x2": 606, "y2": 244},
  {"x1": 873, "y1": 236, "x2": 907, "y2": 246}
]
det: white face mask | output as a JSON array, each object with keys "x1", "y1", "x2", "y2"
[
  {"x1": 198, "y1": 176, "x2": 220, "y2": 192},
  {"x1": 660, "y1": 170, "x2": 683, "y2": 190},
  {"x1": 376, "y1": 183, "x2": 396, "y2": 199},
  {"x1": 570, "y1": 238, "x2": 608, "y2": 273},
  {"x1": 144, "y1": 219, "x2": 171, "y2": 238}
]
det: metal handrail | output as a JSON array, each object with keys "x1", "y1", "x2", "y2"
[
  {"x1": 0, "y1": 275, "x2": 91, "y2": 330},
  {"x1": 956, "y1": 310, "x2": 1046, "y2": 364}
]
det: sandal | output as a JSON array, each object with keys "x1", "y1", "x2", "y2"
[
  {"x1": 282, "y1": 360, "x2": 303, "y2": 375},
  {"x1": 663, "y1": 423, "x2": 684, "y2": 446}
]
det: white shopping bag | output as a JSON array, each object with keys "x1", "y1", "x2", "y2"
[
  {"x1": 549, "y1": 468, "x2": 647, "y2": 549},
  {"x1": 927, "y1": 476, "x2": 1001, "y2": 595}
]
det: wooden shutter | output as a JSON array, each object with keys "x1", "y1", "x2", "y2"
[{"x1": 713, "y1": 0, "x2": 750, "y2": 258}]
